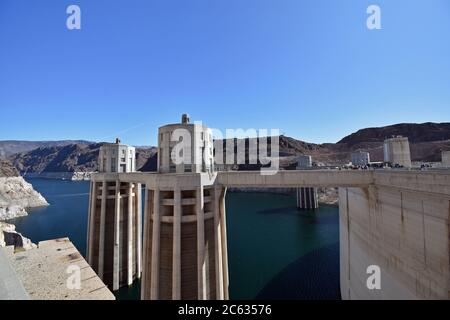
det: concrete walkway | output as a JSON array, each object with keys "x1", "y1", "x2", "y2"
[{"x1": 0, "y1": 247, "x2": 29, "y2": 300}]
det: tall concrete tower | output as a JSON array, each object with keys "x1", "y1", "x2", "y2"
[
  {"x1": 86, "y1": 139, "x2": 142, "y2": 291},
  {"x1": 442, "y1": 151, "x2": 450, "y2": 168},
  {"x1": 383, "y1": 136, "x2": 411, "y2": 168},
  {"x1": 296, "y1": 155, "x2": 319, "y2": 210},
  {"x1": 158, "y1": 114, "x2": 214, "y2": 174},
  {"x1": 351, "y1": 151, "x2": 370, "y2": 167},
  {"x1": 141, "y1": 115, "x2": 228, "y2": 300}
]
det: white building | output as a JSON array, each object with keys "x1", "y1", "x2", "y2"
[
  {"x1": 297, "y1": 155, "x2": 312, "y2": 169},
  {"x1": 158, "y1": 114, "x2": 214, "y2": 174},
  {"x1": 442, "y1": 151, "x2": 450, "y2": 168},
  {"x1": 98, "y1": 138, "x2": 136, "y2": 173},
  {"x1": 383, "y1": 136, "x2": 411, "y2": 168},
  {"x1": 351, "y1": 151, "x2": 370, "y2": 167}
]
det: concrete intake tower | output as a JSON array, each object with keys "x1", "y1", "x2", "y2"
[
  {"x1": 87, "y1": 115, "x2": 229, "y2": 299},
  {"x1": 140, "y1": 115, "x2": 228, "y2": 299}
]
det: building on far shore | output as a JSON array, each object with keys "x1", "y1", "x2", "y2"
[
  {"x1": 383, "y1": 136, "x2": 412, "y2": 168},
  {"x1": 297, "y1": 155, "x2": 312, "y2": 168},
  {"x1": 351, "y1": 151, "x2": 370, "y2": 167},
  {"x1": 442, "y1": 151, "x2": 450, "y2": 168}
]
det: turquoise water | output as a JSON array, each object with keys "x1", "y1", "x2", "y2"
[{"x1": 9, "y1": 179, "x2": 340, "y2": 300}]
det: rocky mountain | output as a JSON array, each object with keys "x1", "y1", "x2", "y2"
[
  {"x1": 3, "y1": 122, "x2": 450, "y2": 174},
  {"x1": 275, "y1": 123, "x2": 450, "y2": 165},
  {"x1": 219, "y1": 123, "x2": 450, "y2": 167},
  {"x1": 0, "y1": 140, "x2": 93, "y2": 158},
  {"x1": 8, "y1": 143, "x2": 158, "y2": 175},
  {"x1": 338, "y1": 122, "x2": 450, "y2": 146}
]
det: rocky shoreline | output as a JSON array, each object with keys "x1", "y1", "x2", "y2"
[
  {"x1": 0, "y1": 221, "x2": 36, "y2": 250},
  {"x1": 0, "y1": 174, "x2": 47, "y2": 251},
  {"x1": 0, "y1": 177, "x2": 49, "y2": 221},
  {"x1": 23, "y1": 171, "x2": 93, "y2": 181}
]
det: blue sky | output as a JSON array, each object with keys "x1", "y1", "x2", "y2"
[{"x1": 0, "y1": 0, "x2": 449, "y2": 146}]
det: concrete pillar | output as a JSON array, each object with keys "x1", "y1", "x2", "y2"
[
  {"x1": 214, "y1": 186, "x2": 224, "y2": 300},
  {"x1": 98, "y1": 181, "x2": 107, "y2": 279},
  {"x1": 86, "y1": 181, "x2": 92, "y2": 261},
  {"x1": 196, "y1": 187, "x2": 207, "y2": 300},
  {"x1": 136, "y1": 183, "x2": 142, "y2": 278},
  {"x1": 139, "y1": 180, "x2": 226, "y2": 300},
  {"x1": 87, "y1": 178, "x2": 141, "y2": 292},
  {"x1": 141, "y1": 187, "x2": 150, "y2": 300},
  {"x1": 150, "y1": 188, "x2": 161, "y2": 299},
  {"x1": 113, "y1": 180, "x2": 121, "y2": 291},
  {"x1": 87, "y1": 181, "x2": 97, "y2": 263},
  {"x1": 219, "y1": 187, "x2": 229, "y2": 299},
  {"x1": 127, "y1": 183, "x2": 133, "y2": 286},
  {"x1": 297, "y1": 187, "x2": 318, "y2": 210},
  {"x1": 172, "y1": 188, "x2": 181, "y2": 299}
]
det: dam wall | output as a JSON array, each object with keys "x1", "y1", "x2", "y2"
[
  {"x1": 339, "y1": 186, "x2": 450, "y2": 299},
  {"x1": 90, "y1": 169, "x2": 450, "y2": 300}
]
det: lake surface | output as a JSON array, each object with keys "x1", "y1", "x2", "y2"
[{"x1": 9, "y1": 179, "x2": 340, "y2": 300}]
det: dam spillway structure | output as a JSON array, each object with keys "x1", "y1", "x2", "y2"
[
  {"x1": 140, "y1": 114, "x2": 229, "y2": 300},
  {"x1": 86, "y1": 139, "x2": 142, "y2": 291},
  {"x1": 296, "y1": 155, "x2": 318, "y2": 210}
]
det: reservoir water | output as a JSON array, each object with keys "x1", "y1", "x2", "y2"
[{"x1": 9, "y1": 179, "x2": 341, "y2": 300}]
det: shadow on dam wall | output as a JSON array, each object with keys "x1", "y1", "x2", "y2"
[{"x1": 255, "y1": 243, "x2": 341, "y2": 300}]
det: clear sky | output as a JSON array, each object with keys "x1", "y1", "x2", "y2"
[{"x1": 0, "y1": 0, "x2": 449, "y2": 146}]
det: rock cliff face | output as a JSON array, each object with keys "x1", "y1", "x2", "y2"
[
  {"x1": 0, "y1": 161, "x2": 47, "y2": 250},
  {"x1": 9, "y1": 143, "x2": 157, "y2": 177},
  {"x1": 0, "y1": 159, "x2": 19, "y2": 177},
  {"x1": 338, "y1": 122, "x2": 450, "y2": 145},
  {"x1": 0, "y1": 177, "x2": 48, "y2": 221},
  {"x1": 0, "y1": 140, "x2": 93, "y2": 157},
  {"x1": 0, "y1": 221, "x2": 36, "y2": 250}
]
